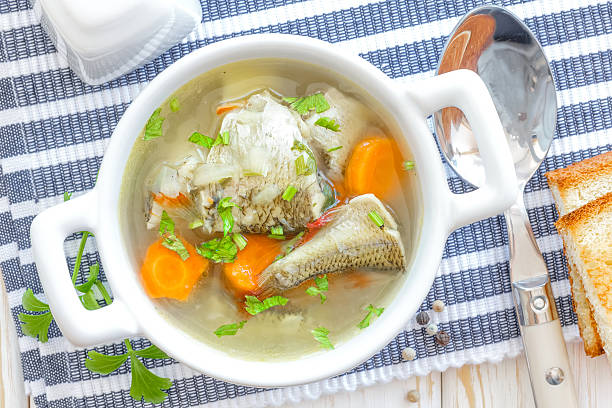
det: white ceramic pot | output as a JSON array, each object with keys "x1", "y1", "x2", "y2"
[{"x1": 30, "y1": 34, "x2": 517, "y2": 387}]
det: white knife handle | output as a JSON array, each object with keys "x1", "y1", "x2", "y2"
[{"x1": 513, "y1": 278, "x2": 578, "y2": 408}]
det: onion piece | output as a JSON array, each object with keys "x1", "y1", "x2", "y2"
[{"x1": 193, "y1": 163, "x2": 240, "y2": 186}]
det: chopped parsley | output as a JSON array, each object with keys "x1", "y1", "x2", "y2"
[
  {"x1": 282, "y1": 185, "x2": 298, "y2": 202},
  {"x1": 357, "y1": 304, "x2": 384, "y2": 329},
  {"x1": 189, "y1": 132, "x2": 215, "y2": 148},
  {"x1": 284, "y1": 93, "x2": 330, "y2": 115},
  {"x1": 295, "y1": 154, "x2": 316, "y2": 176},
  {"x1": 368, "y1": 210, "x2": 384, "y2": 228},
  {"x1": 244, "y1": 295, "x2": 288, "y2": 315},
  {"x1": 197, "y1": 235, "x2": 237, "y2": 263},
  {"x1": 314, "y1": 117, "x2": 340, "y2": 132},
  {"x1": 275, "y1": 231, "x2": 305, "y2": 261},
  {"x1": 214, "y1": 320, "x2": 246, "y2": 337},
  {"x1": 312, "y1": 327, "x2": 334, "y2": 349},
  {"x1": 403, "y1": 160, "x2": 415, "y2": 171},
  {"x1": 327, "y1": 146, "x2": 343, "y2": 152},
  {"x1": 217, "y1": 197, "x2": 240, "y2": 236},
  {"x1": 85, "y1": 340, "x2": 173, "y2": 404},
  {"x1": 169, "y1": 97, "x2": 180, "y2": 112},
  {"x1": 143, "y1": 108, "x2": 164, "y2": 140},
  {"x1": 159, "y1": 211, "x2": 189, "y2": 260},
  {"x1": 270, "y1": 226, "x2": 283, "y2": 236},
  {"x1": 306, "y1": 274, "x2": 328, "y2": 304},
  {"x1": 232, "y1": 233, "x2": 248, "y2": 250}
]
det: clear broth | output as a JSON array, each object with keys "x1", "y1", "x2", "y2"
[{"x1": 120, "y1": 59, "x2": 422, "y2": 361}]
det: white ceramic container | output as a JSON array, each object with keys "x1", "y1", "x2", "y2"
[
  {"x1": 30, "y1": 34, "x2": 517, "y2": 387},
  {"x1": 34, "y1": 0, "x2": 202, "y2": 85}
]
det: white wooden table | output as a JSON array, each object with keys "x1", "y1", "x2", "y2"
[{"x1": 2, "y1": 276, "x2": 611, "y2": 407}]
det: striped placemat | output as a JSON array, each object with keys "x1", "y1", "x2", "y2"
[{"x1": 0, "y1": 0, "x2": 611, "y2": 406}]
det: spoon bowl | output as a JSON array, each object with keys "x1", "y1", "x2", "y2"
[{"x1": 434, "y1": 5, "x2": 557, "y2": 187}]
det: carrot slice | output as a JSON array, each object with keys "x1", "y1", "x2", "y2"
[
  {"x1": 216, "y1": 103, "x2": 243, "y2": 115},
  {"x1": 140, "y1": 237, "x2": 209, "y2": 301},
  {"x1": 153, "y1": 192, "x2": 192, "y2": 208},
  {"x1": 223, "y1": 234, "x2": 282, "y2": 296},
  {"x1": 345, "y1": 137, "x2": 400, "y2": 200}
]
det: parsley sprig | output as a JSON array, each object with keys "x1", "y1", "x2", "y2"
[
  {"x1": 143, "y1": 108, "x2": 164, "y2": 140},
  {"x1": 306, "y1": 275, "x2": 329, "y2": 304},
  {"x1": 85, "y1": 340, "x2": 173, "y2": 404},
  {"x1": 188, "y1": 131, "x2": 231, "y2": 149},
  {"x1": 19, "y1": 192, "x2": 175, "y2": 404},
  {"x1": 160, "y1": 211, "x2": 189, "y2": 260},
  {"x1": 357, "y1": 304, "x2": 384, "y2": 329},
  {"x1": 244, "y1": 295, "x2": 288, "y2": 315},
  {"x1": 312, "y1": 327, "x2": 334, "y2": 349},
  {"x1": 314, "y1": 117, "x2": 340, "y2": 132}
]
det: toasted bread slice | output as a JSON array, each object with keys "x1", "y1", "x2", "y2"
[
  {"x1": 546, "y1": 151, "x2": 612, "y2": 357},
  {"x1": 555, "y1": 193, "x2": 612, "y2": 365}
]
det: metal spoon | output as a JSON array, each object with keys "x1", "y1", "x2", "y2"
[{"x1": 434, "y1": 6, "x2": 578, "y2": 408}]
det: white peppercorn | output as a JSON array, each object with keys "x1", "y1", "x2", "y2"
[
  {"x1": 407, "y1": 389, "x2": 420, "y2": 402},
  {"x1": 425, "y1": 323, "x2": 438, "y2": 335},
  {"x1": 434, "y1": 330, "x2": 450, "y2": 346},
  {"x1": 432, "y1": 299, "x2": 445, "y2": 312},
  {"x1": 415, "y1": 311, "x2": 430, "y2": 326},
  {"x1": 401, "y1": 347, "x2": 416, "y2": 361}
]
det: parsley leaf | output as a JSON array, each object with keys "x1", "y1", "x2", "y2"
[
  {"x1": 79, "y1": 291, "x2": 101, "y2": 310},
  {"x1": 282, "y1": 185, "x2": 298, "y2": 201},
  {"x1": 197, "y1": 235, "x2": 237, "y2": 263},
  {"x1": 244, "y1": 295, "x2": 288, "y2": 315},
  {"x1": 189, "y1": 132, "x2": 215, "y2": 148},
  {"x1": 314, "y1": 117, "x2": 340, "y2": 132},
  {"x1": 291, "y1": 140, "x2": 317, "y2": 176},
  {"x1": 231, "y1": 233, "x2": 247, "y2": 250},
  {"x1": 63, "y1": 192, "x2": 72, "y2": 201},
  {"x1": 306, "y1": 274, "x2": 328, "y2": 303},
  {"x1": 312, "y1": 327, "x2": 334, "y2": 349},
  {"x1": 274, "y1": 231, "x2": 305, "y2": 261},
  {"x1": 169, "y1": 97, "x2": 180, "y2": 112},
  {"x1": 357, "y1": 304, "x2": 384, "y2": 329},
  {"x1": 143, "y1": 108, "x2": 164, "y2": 140},
  {"x1": 284, "y1": 93, "x2": 330, "y2": 115},
  {"x1": 327, "y1": 146, "x2": 343, "y2": 152},
  {"x1": 85, "y1": 350, "x2": 129, "y2": 374},
  {"x1": 19, "y1": 312, "x2": 53, "y2": 342},
  {"x1": 214, "y1": 320, "x2": 246, "y2": 337},
  {"x1": 134, "y1": 344, "x2": 170, "y2": 360},
  {"x1": 22, "y1": 289, "x2": 49, "y2": 312},
  {"x1": 368, "y1": 210, "x2": 384, "y2": 228},
  {"x1": 217, "y1": 197, "x2": 240, "y2": 236},
  {"x1": 159, "y1": 211, "x2": 189, "y2": 260},
  {"x1": 130, "y1": 356, "x2": 173, "y2": 404}
]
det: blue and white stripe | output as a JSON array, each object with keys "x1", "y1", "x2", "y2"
[{"x1": 1, "y1": 0, "x2": 611, "y2": 406}]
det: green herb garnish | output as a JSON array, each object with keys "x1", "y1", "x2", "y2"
[
  {"x1": 295, "y1": 155, "x2": 315, "y2": 176},
  {"x1": 159, "y1": 211, "x2": 189, "y2": 260},
  {"x1": 189, "y1": 132, "x2": 215, "y2": 148},
  {"x1": 368, "y1": 210, "x2": 384, "y2": 228},
  {"x1": 314, "y1": 117, "x2": 340, "y2": 132},
  {"x1": 275, "y1": 231, "x2": 305, "y2": 261},
  {"x1": 270, "y1": 226, "x2": 283, "y2": 236},
  {"x1": 218, "y1": 130, "x2": 230, "y2": 145},
  {"x1": 197, "y1": 235, "x2": 237, "y2": 263},
  {"x1": 189, "y1": 219, "x2": 204, "y2": 229},
  {"x1": 244, "y1": 295, "x2": 288, "y2": 315},
  {"x1": 306, "y1": 274, "x2": 328, "y2": 304},
  {"x1": 217, "y1": 197, "x2": 240, "y2": 236},
  {"x1": 214, "y1": 320, "x2": 246, "y2": 337},
  {"x1": 312, "y1": 327, "x2": 334, "y2": 349},
  {"x1": 282, "y1": 185, "x2": 298, "y2": 202},
  {"x1": 85, "y1": 340, "x2": 172, "y2": 404},
  {"x1": 357, "y1": 304, "x2": 384, "y2": 329},
  {"x1": 284, "y1": 93, "x2": 330, "y2": 115},
  {"x1": 169, "y1": 97, "x2": 180, "y2": 112},
  {"x1": 143, "y1": 108, "x2": 164, "y2": 140},
  {"x1": 267, "y1": 234, "x2": 285, "y2": 240},
  {"x1": 232, "y1": 233, "x2": 247, "y2": 250},
  {"x1": 403, "y1": 160, "x2": 415, "y2": 171},
  {"x1": 63, "y1": 192, "x2": 72, "y2": 201},
  {"x1": 327, "y1": 146, "x2": 343, "y2": 152}
]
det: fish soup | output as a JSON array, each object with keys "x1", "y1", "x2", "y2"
[{"x1": 120, "y1": 59, "x2": 422, "y2": 360}]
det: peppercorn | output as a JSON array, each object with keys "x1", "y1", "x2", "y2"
[
  {"x1": 432, "y1": 299, "x2": 445, "y2": 312},
  {"x1": 407, "y1": 389, "x2": 420, "y2": 402},
  {"x1": 434, "y1": 330, "x2": 451, "y2": 346},
  {"x1": 425, "y1": 323, "x2": 438, "y2": 335},
  {"x1": 401, "y1": 347, "x2": 416, "y2": 361},
  {"x1": 415, "y1": 311, "x2": 430, "y2": 326}
]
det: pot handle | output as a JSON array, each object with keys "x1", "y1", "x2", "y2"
[
  {"x1": 30, "y1": 190, "x2": 140, "y2": 346},
  {"x1": 406, "y1": 69, "x2": 517, "y2": 230}
]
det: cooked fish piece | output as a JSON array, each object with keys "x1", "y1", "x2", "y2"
[
  {"x1": 258, "y1": 193, "x2": 406, "y2": 292},
  {"x1": 195, "y1": 92, "x2": 327, "y2": 233},
  {"x1": 304, "y1": 87, "x2": 370, "y2": 180}
]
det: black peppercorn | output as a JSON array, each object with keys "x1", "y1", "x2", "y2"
[
  {"x1": 434, "y1": 330, "x2": 450, "y2": 346},
  {"x1": 415, "y1": 311, "x2": 430, "y2": 326}
]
